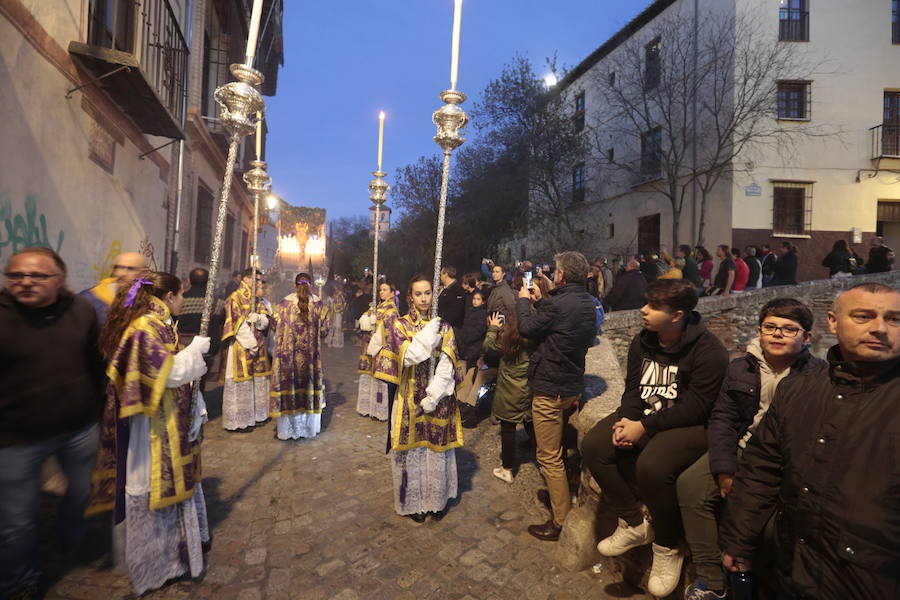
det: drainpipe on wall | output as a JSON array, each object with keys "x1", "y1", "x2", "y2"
[
  {"x1": 169, "y1": 0, "x2": 194, "y2": 274},
  {"x1": 690, "y1": 0, "x2": 699, "y2": 246}
]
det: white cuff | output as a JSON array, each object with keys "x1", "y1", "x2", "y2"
[{"x1": 167, "y1": 347, "x2": 207, "y2": 387}]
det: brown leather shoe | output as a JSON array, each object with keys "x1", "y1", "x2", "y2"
[
  {"x1": 527, "y1": 519, "x2": 562, "y2": 541},
  {"x1": 537, "y1": 489, "x2": 552, "y2": 513}
]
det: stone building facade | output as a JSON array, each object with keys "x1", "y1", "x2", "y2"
[{"x1": 518, "y1": 0, "x2": 899, "y2": 282}]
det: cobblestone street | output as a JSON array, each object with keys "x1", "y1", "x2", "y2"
[{"x1": 36, "y1": 343, "x2": 651, "y2": 600}]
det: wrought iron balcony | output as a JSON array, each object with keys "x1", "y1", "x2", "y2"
[
  {"x1": 69, "y1": 0, "x2": 188, "y2": 139},
  {"x1": 871, "y1": 123, "x2": 900, "y2": 159}
]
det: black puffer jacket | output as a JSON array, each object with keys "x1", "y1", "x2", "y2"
[
  {"x1": 720, "y1": 348, "x2": 900, "y2": 599},
  {"x1": 517, "y1": 283, "x2": 596, "y2": 398},
  {"x1": 707, "y1": 344, "x2": 826, "y2": 476},
  {"x1": 618, "y1": 312, "x2": 728, "y2": 437}
]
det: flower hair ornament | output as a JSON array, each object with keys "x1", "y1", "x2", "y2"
[{"x1": 124, "y1": 278, "x2": 153, "y2": 307}]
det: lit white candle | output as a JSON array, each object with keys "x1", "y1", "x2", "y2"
[
  {"x1": 255, "y1": 111, "x2": 263, "y2": 160},
  {"x1": 377, "y1": 111, "x2": 385, "y2": 172},
  {"x1": 450, "y1": 0, "x2": 463, "y2": 90},
  {"x1": 244, "y1": 0, "x2": 264, "y2": 67}
]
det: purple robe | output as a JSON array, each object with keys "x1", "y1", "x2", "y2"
[{"x1": 270, "y1": 295, "x2": 325, "y2": 417}]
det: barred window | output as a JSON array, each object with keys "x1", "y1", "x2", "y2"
[
  {"x1": 574, "y1": 92, "x2": 586, "y2": 132},
  {"x1": 779, "y1": 0, "x2": 809, "y2": 42},
  {"x1": 572, "y1": 163, "x2": 585, "y2": 204},
  {"x1": 772, "y1": 182, "x2": 812, "y2": 235},
  {"x1": 194, "y1": 185, "x2": 213, "y2": 263},
  {"x1": 777, "y1": 81, "x2": 811, "y2": 120},
  {"x1": 641, "y1": 127, "x2": 662, "y2": 175},
  {"x1": 645, "y1": 38, "x2": 661, "y2": 91}
]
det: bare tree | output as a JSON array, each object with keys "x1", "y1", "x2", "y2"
[
  {"x1": 472, "y1": 55, "x2": 592, "y2": 255},
  {"x1": 589, "y1": 8, "x2": 837, "y2": 248}
]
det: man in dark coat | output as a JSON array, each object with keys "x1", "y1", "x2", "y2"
[
  {"x1": 773, "y1": 242, "x2": 799, "y2": 285},
  {"x1": 603, "y1": 259, "x2": 647, "y2": 312},
  {"x1": 517, "y1": 251, "x2": 597, "y2": 541},
  {"x1": 720, "y1": 282, "x2": 900, "y2": 599}
]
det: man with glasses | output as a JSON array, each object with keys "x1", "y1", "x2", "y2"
[
  {"x1": 720, "y1": 283, "x2": 900, "y2": 599},
  {"x1": 79, "y1": 251, "x2": 149, "y2": 324},
  {"x1": 0, "y1": 247, "x2": 105, "y2": 599},
  {"x1": 677, "y1": 298, "x2": 825, "y2": 599}
]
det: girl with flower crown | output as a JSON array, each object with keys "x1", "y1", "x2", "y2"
[
  {"x1": 269, "y1": 272, "x2": 328, "y2": 439},
  {"x1": 87, "y1": 271, "x2": 210, "y2": 595}
]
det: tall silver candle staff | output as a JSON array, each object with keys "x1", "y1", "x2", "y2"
[
  {"x1": 428, "y1": 0, "x2": 467, "y2": 377},
  {"x1": 429, "y1": 0, "x2": 467, "y2": 319},
  {"x1": 194, "y1": 1, "x2": 266, "y2": 409},
  {"x1": 369, "y1": 111, "x2": 388, "y2": 308},
  {"x1": 244, "y1": 113, "x2": 272, "y2": 305}
]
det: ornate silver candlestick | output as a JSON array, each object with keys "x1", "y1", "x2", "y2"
[
  {"x1": 429, "y1": 88, "x2": 468, "y2": 319},
  {"x1": 192, "y1": 63, "x2": 264, "y2": 410},
  {"x1": 244, "y1": 159, "x2": 272, "y2": 306},
  {"x1": 368, "y1": 170, "x2": 388, "y2": 307}
]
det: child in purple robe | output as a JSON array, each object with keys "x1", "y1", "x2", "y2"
[{"x1": 87, "y1": 271, "x2": 209, "y2": 595}]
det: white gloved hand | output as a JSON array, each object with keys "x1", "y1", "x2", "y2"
[
  {"x1": 248, "y1": 312, "x2": 261, "y2": 324},
  {"x1": 420, "y1": 395, "x2": 439, "y2": 414},
  {"x1": 186, "y1": 335, "x2": 210, "y2": 356},
  {"x1": 413, "y1": 318, "x2": 442, "y2": 351}
]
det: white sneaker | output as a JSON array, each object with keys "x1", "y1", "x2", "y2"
[
  {"x1": 646, "y1": 543, "x2": 685, "y2": 598},
  {"x1": 596, "y1": 517, "x2": 654, "y2": 556},
  {"x1": 492, "y1": 467, "x2": 514, "y2": 483}
]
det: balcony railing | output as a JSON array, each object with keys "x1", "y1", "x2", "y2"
[
  {"x1": 872, "y1": 123, "x2": 900, "y2": 159},
  {"x1": 69, "y1": 0, "x2": 188, "y2": 138},
  {"x1": 778, "y1": 9, "x2": 809, "y2": 42}
]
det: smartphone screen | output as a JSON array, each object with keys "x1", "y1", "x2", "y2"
[{"x1": 524, "y1": 271, "x2": 533, "y2": 288}]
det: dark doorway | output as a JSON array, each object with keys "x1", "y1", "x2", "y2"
[{"x1": 638, "y1": 213, "x2": 660, "y2": 256}]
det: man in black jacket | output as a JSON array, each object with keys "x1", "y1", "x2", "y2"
[
  {"x1": 0, "y1": 248, "x2": 105, "y2": 599},
  {"x1": 677, "y1": 298, "x2": 826, "y2": 599},
  {"x1": 437, "y1": 265, "x2": 466, "y2": 336},
  {"x1": 773, "y1": 241, "x2": 799, "y2": 286},
  {"x1": 720, "y1": 282, "x2": 900, "y2": 599},
  {"x1": 602, "y1": 258, "x2": 647, "y2": 312},
  {"x1": 517, "y1": 251, "x2": 596, "y2": 541},
  {"x1": 582, "y1": 279, "x2": 728, "y2": 598}
]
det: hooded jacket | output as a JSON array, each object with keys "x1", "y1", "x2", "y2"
[
  {"x1": 707, "y1": 340, "x2": 825, "y2": 476},
  {"x1": 618, "y1": 312, "x2": 729, "y2": 436}
]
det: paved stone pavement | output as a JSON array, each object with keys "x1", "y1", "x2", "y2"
[{"x1": 35, "y1": 342, "x2": 653, "y2": 600}]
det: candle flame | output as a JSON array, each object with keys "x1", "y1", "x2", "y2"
[{"x1": 379, "y1": 111, "x2": 386, "y2": 119}]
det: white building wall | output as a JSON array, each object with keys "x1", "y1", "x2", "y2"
[{"x1": 1, "y1": 1, "x2": 173, "y2": 292}]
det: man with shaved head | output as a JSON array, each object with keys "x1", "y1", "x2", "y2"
[
  {"x1": 720, "y1": 282, "x2": 900, "y2": 598},
  {"x1": 79, "y1": 251, "x2": 149, "y2": 324}
]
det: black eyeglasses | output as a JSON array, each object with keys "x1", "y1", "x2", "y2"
[
  {"x1": 5, "y1": 272, "x2": 59, "y2": 283},
  {"x1": 760, "y1": 323, "x2": 803, "y2": 338}
]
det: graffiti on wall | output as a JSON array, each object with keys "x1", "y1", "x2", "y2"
[
  {"x1": 0, "y1": 193, "x2": 65, "y2": 258},
  {"x1": 93, "y1": 239, "x2": 123, "y2": 282},
  {"x1": 139, "y1": 238, "x2": 159, "y2": 271}
]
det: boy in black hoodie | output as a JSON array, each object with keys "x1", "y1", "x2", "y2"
[{"x1": 582, "y1": 279, "x2": 728, "y2": 598}]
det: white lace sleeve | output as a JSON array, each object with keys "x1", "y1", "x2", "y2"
[
  {"x1": 166, "y1": 347, "x2": 207, "y2": 388},
  {"x1": 235, "y1": 320, "x2": 258, "y2": 351},
  {"x1": 425, "y1": 353, "x2": 456, "y2": 402}
]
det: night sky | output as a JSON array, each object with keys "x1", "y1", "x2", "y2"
[{"x1": 265, "y1": 0, "x2": 654, "y2": 222}]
